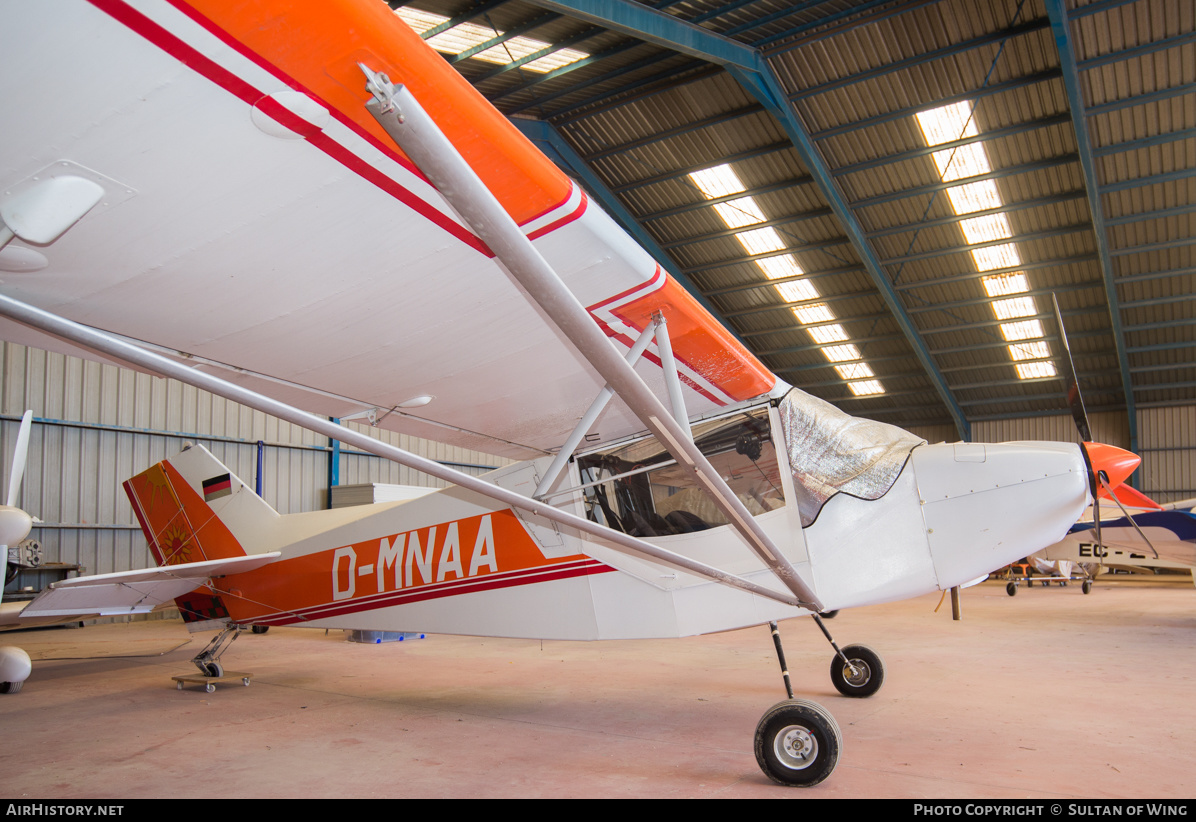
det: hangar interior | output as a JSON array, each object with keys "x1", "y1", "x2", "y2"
[{"x1": 0, "y1": 0, "x2": 1194, "y2": 799}]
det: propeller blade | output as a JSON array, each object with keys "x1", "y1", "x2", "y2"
[
  {"x1": 1052, "y1": 294, "x2": 1091, "y2": 443},
  {"x1": 1099, "y1": 483, "x2": 1163, "y2": 511},
  {"x1": 6, "y1": 411, "x2": 32, "y2": 508}
]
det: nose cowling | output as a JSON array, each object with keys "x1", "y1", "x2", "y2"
[{"x1": 910, "y1": 441, "x2": 1091, "y2": 589}]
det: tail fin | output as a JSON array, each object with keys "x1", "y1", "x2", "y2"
[{"x1": 123, "y1": 444, "x2": 279, "y2": 626}]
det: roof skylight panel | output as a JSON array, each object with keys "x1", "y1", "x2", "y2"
[
  {"x1": 835, "y1": 362, "x2": 874, "y2": 380},
  {"x1": 1008, "y1": 341, "x2": 1050, "y2": 361},
  {"x1": 737, "y1": 227, "x2": 788, "y2": 256},
  {"x1": 915, "y1": 102, "x2": 978, "y2": 145},
  {"x1": 689, "y1": 164, "x2": 883, "y2": 396},
  {"x1": 395, "y1": 8, "x2": 442, "y2": 34},
  {"x1": 847, "y1": 379, "x2": 885, "y2": 396},
  {"x1": 932, "y1": 143, "x2": 992, "y2": 182},
  {"x1": 917, "y1": 101, "x2": 1055, "y2": 383},
  {"x1": 946, "y1": 181, "x2": 1004, "y2": 214},
  {"x1": 960, "y1": 213, "x2": 1013, "y2": 245},
  {"x1": 1000, "y1": 320, "x2": 1045, "y2": 341},
  {"x1": 982, "y1": 273, "x2": 1030, "y2": 297},
  {"x1": 756, "y1": 255, "x2": 802, "y2": 280},
  {"x1": 689, "y1": 165, "x2": 747, "y2": 199},
  {"x1": 394, "y1": 8, "x2": 588, "y2": 72},
  {"x1": 971, "y1": 242, "x2": 1023, "y2": 272},
  {"x1": 792, "y1": 303, "x2": 837, "y2": 325},
  {"x1": 714, "y1": 198, "x2": 768, "y2": 228},
  {"x1": 807, "y1": 324, "x2": 850, "y2": 344},
  {"x1": 1015, "y1": 361, "x2": 1057, "y2": 379},
  {"x1": 773, "y1": 278, "x2": 820, "y2": 303},
  {"x1": 991, "y1": 296, "x2": 1038, "y2": 320},
  {"x1": 821, "y1": 344, "x2": 861, "y2": 362}
]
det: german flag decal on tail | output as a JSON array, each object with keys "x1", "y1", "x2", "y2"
[{"x1": 202, "y1": 473, "x2": 232, "y2": 502}]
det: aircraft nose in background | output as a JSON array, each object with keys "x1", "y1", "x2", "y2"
[{"x1": 910, "y1": 441, "x2": 1091, "y2": 590}]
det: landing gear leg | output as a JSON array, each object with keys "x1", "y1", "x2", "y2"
[
  {"x1": 191, "y1": 624, "x2": 243, "y2": 678},
  {"x1": 767, "y1": 621, "x2": 794, "y2": 700}
]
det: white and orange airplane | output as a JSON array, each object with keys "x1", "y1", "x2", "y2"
[{"x1": 0, "y1": 0, "x2": 1141, "y2": 786}]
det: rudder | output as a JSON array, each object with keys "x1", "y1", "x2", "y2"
[{"x1": 123, "y1": 444, "x2": 280, "y2": 626}]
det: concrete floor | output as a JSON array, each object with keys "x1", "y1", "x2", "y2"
[{"x1": 0, "y1": 577, "x2": 1192, "y2": 799}]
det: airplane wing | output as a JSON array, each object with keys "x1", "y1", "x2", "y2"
[
  {"x1": 0, "y1": 0, "x2": 781, "y2": 459},
  {"x1": 17, "y1": 552, "x2": 282, "y2": 619}
]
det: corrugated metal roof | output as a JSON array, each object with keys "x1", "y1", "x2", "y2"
[{"x1": 400, "y1": 0, "x2": 1195, "y2": 435}]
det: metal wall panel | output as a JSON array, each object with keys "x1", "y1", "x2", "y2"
[{"x1": 0, "y1": 342, "x2": 509, "y2": 577}]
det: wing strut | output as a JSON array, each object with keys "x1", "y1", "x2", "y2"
[
  {"x1": 533, "y1": 319, "x2": 657, "y2": 499},
  {"x1": 533, "y1": 312, "x2": 691, "y2": 499},
  {"x1": 359, "y1": 69, "x2": 823, "y2": 613},
  {"x1": 0, "y1": 292, "x2": 808, "y2": 611}
]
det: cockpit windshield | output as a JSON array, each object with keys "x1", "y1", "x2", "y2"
[
  {"x1": 577, "y1": 407, "x2": 783, "y2": 537},
  {"x1": 575, "y1": 388, "x2": 924, "y2": 535},
  {"x1": 777, "y1": 388, "x2": 925, "y2": 526}
]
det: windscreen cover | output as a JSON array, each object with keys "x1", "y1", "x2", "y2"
[{"x1": 778, "y1": 388, "x2": 925, "y2": 526}]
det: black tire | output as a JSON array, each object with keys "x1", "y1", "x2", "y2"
[
  {"x1": 203, "y1": 661, "x2": 224, "y2": 678},
  {"x1": 1082, "y1": 580, "x2": 1093, "y2": 595},
  {"x1": 1006, "y1": 582, "x2": 1017, "y2": 596},
  {"x1": 0, "y1": 680, "x2": 22, "y2": 694},
  {"x1": 754, "y1": 699, "x2": 841, "y2": 787},
  {"x1": 819, "y1": 610, "x2": 839, "y2": 619},
  {"x1": 251, "y1": 625, "x2": 269, "y2": 635},
  {"x1": 829, "y1": 644, "x2": 885, "y2": 698}
]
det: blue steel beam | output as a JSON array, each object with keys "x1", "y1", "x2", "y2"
[
  {"x1": 522, "y1": 0, "x2": 971, "y2": 439},
  {"x1": 1046, "y1": 0, "x2": 1137, "y2": 455}
]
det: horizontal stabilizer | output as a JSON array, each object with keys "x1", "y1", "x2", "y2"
[{"x1": 19, "y1": 553, "x2": 281, "y2": 619}]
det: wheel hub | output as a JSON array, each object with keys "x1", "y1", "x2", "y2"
[
  {"x1": 843, "y1": 659, "x2": 871, "y2": 687},
  {"x1": 775, "y1": 724, "x2": 818, "y2": 770}
]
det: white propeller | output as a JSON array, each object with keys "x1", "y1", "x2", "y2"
[
  {"x1": 1, "y1": 411, "x2": 35, "y2": 591},
  {"x1": 0, "y1": 411, "x2": 35, "y2": 693}
]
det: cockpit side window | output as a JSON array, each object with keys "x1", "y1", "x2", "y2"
[{"x1": 577, "y1": 408, "x2": 783, "y2": 537}]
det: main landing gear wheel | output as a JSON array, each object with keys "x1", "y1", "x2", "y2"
[
  {"x1": 1006, "y1": 581, "x2": 1018, "y2": 596},
  {"x1": 830, "y1": 644, "x2": 885, "y2": 698},
  {"x1": 754, "y1": 699, "x2": 841, "y2": 787},
  {"x1": 201, "y1": 661, "x2": 224, "y2": 679},
  {"x1": 1082, "y1": 580, "x2": 1093, "y2": 595},
  {"x1": 0, "y1": 681, "x2": 22, "y2": 694}
]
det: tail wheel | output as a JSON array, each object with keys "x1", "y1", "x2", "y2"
[
  {"x1": 829, "y1": 644, "x2": 885, "y2": 698},
  {"x1": 754, "y1": 699, "x2": 841, "y2": 787}
]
